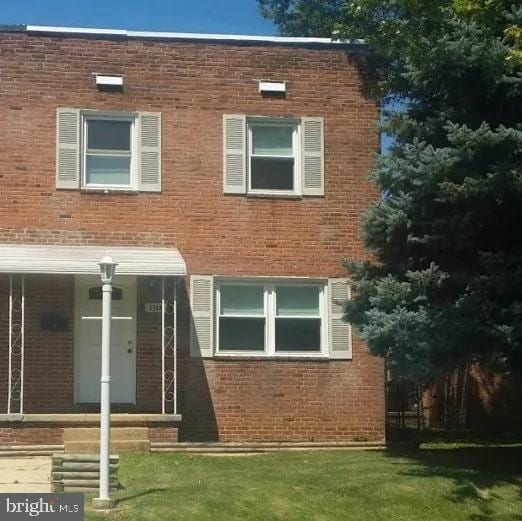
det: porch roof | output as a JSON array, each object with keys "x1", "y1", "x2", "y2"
[{"x1": 0, "y1": 244, "x2": 186, "y2": 276}]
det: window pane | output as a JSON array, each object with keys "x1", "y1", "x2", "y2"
[
  {"x1": 87, "y1": 120, "x2": 131, "y2": 151},
  {"x1": 277, "y1": 286, "x2": 320, "y2": 317},
  {"x1": 86, "y1": 156, "x2": 131, "y2": 185},
  {"x1": 220, "y1": 285, "x2": 264, "y2": 316},
  {"x1": 275, "y1": 318, "x2": 321, "y2": 352},
  {"x1": 252, "y1": 125, "x2": 293, "y2": 156},
  {"x1": 219, "y1": 317, "x2": 265, "y2": 351},
  {"x1": 251, "y1": 157, "x2": 293, "y2": 191}
]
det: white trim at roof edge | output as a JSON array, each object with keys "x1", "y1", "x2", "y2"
[{"x1": 18, "y1": 25, "x2": 364, "y2": 46}]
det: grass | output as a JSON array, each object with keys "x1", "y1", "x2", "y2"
[{"x1": 84, "y1": 444, "x2": 522, "y2": 521}]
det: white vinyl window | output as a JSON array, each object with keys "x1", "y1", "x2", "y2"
[
  {"x1": 216, "y1": 280, "x2": 327, "y2": 357},
  {"x1": 218, "y1": 284, "x2": 267, "y2": 352},
  {"x1": 82, "y1": 115, "x2": 136, "y2": 190},
  {"x1": 248, "y1": 120, "x2": 300, "y2": 196},
  {"x1": 275, "y1": 285, "x2": 323, "y2": 353}
]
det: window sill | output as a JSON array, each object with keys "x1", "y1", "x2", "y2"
[
  {"x1": 213, "y1": 354, "x2": 331, "y2": 362},
  {"x1": 80, "y1": 188, "x2": 139, "y2": 195},
  {"x1": 246, "y1": 192, "x2": 303, "y2": 200}
]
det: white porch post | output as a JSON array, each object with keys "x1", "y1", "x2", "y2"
[
  {"x1": 93, "y1": 256, "x2": 117, "y2": 511},
  {"x1": 161, "y1": 277, "x2": 177, "y2": 415},
  {"x1": 98, "y1": 279, "x2": 112, "y2": 502},
  {"x1": 7, "y1": 274, "x2": 24, "y2": 416}
]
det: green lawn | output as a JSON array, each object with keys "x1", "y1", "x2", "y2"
[{"x1": 85, "y1": 444, "x2": 522, "y2": 521}]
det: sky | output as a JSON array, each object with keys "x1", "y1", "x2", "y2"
[{"x1": 0, "y1": 0, "x2": 276, "y2": 35}]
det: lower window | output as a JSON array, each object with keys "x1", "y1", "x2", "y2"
[
  {"x1": 218, "y1": 285, "x2": 265, "y2": 351},
  {"x1": 217, "y1": 281, "x2": 326, "y2": 356}
]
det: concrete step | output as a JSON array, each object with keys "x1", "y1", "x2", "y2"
[
  {"x1": 53, "y1": 454, "x2": 119, "y2": 462},
  {"x1": 51, "y1": 453, "x2": 120, "y2": 493},
  {"x1": 0, "y1": 451, "x2": 62, "y2": 457},
  {"x1": 64, "y1": 427, "x2": 148, "y2": 442},
  {"x1": 64, "y1": 440, "x2": 149, "y2": 454},
  {"x1": 63, "y1": 427, "x2": 149, "y2": 453},
  {"x1": 0, "y1": 445, "x2": 64, "y2": 451},
  {"x1": 0, "y1": 445, "x2": 64, "y2": 457},
  {"x1": 150, "y1": 441, "x2": 386, "y2": 453}
]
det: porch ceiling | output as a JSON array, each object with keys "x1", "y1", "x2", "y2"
[{"x1": 0, "y1": 244, "x2": 186, "y2": 276}]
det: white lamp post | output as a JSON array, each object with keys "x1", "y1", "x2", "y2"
[{"x1": 93, "y1": 255, "x2": 117, "y2": 510}]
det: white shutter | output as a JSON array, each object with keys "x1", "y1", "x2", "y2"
[
  {"x1": 190, "y1": 275, "x2": 214, "y2": 358},
  {"x1": 138, "y1": 112, "x2": 161, "y2": 192},
  {"x1": 301, "y1": 117, "x2": 325, "y2": 196},
  {"x1": 56, "y1": 108, "x2": 81, "y2": 189},
  {"x1": 223, "y1": 115, "x2": 247, "y2": 194},
  {"x1": 328, "y1": 279, "x2": 352, "y2": 360}
]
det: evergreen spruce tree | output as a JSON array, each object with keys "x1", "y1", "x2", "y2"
[{"x1": 259, "y1": 0, "x2": 522, "y2": 382}]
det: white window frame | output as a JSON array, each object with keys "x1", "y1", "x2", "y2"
[
  {"x1": 215, "y1": 279, "x2": 328, "y2": 358},
  {"x1": 247, "y1": 119, "x2": 301, "y2": 197},
  {"x1": 81, "y1": 113, "x2": 137, "y2": 191},
  {"x1": 216, "y1": 281, "x2": 268, "y2": 356}
]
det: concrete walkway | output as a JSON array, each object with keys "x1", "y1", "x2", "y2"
[{"x1": 0, "y1": 457, "x2": 51, "y2": 492}]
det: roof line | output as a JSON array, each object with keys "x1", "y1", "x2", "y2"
[{"x1": 1, "y1": 24, "x2": 364, "y2": 47}]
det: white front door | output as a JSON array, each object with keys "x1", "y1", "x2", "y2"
[{"x1": 75, "y1": 276, "x2": 137, "y2": 404}]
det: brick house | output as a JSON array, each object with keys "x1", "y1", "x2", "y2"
[{"x1": 0, "y1": 25, "x2": 385, "y2": 452}]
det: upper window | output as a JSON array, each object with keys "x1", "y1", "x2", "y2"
[
  {"x1": 248, "y1": 121, "x2": 299, "y2": 195},
  {"x1": 57, "y1": 108, "x2": 161, "y2": 192},
  {"x1": 216, "y1": 281, "x2": 326, "y2": 357},
  {"x1": 223, "y1": 115, "x2": 324, "y2": 197},
  {"x1": 83, "y1": 116, "x2": 135, "y2": 189}
]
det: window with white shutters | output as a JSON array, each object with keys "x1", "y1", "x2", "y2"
[
  {"x1": 328, "y1": 279, "x2": 352, "y2": 360},
  {"x1": 56, "y1": 108, "x2": 161, "y2": 193},
  {"x1": 190, "y1": 276, "x2": 352, "y2": 360},
  {"x1": 223, "y1": 115, "x2": 325, "y2": 197}
]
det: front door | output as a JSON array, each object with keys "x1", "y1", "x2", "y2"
[{"x1": 75, "y1": 276, "x2": 137, "y2": 404}]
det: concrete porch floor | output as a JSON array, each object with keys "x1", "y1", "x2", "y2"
[{"x1": 0, "y1": 413, "x2": 181, "y2": 424}]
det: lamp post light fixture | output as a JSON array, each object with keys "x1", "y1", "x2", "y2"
[
  {"x1": 93, "y1": 255, "x2": 117, "y2": 510},
  {"x1": 99, "y1": 255, "x2": 117, "y2": 284}
]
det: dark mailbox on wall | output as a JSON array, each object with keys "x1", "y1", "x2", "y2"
[{"x1": 40, "y1": 312, "x2": 70, "y2": 332}]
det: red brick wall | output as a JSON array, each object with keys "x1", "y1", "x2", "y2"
[
  {"x1": 176, "y1": 286, "x2": 385, "y2": 442},
  {"x1": 0, "y1": 425, "x2": 180, "y2": 446},
  {"x1": 0, "y1": 426, "x2": 63, "y2": 446},
  {"x1": 149, "y1": 426, "x2": 179, "y2": 444},
  {"x1": 179, "y1": 356, "x2": 384, "y2": 442},
  {"x1": 0, "y1": 275, "x2": 75, "y2": 414},
  {"x1": 0, "y1": 32, "x2": 385, "y2": 443},
  {"x1": 0, "y1": 32, "x2": 378, "y2": 275}
]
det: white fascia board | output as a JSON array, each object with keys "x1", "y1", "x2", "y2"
[
  {"x1": 25, "y1": 25, "x2": 363, "y2": 46},
  {"x1": 26, "y1": 25, "x2": 127, "y2": 36},
  {"x1": 129, "y1": 30, "x2": 337, "y2": 44}
]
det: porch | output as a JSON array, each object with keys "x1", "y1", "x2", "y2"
[{"x1": 0, "y1": 244, "x2": 186, "y2": 451}]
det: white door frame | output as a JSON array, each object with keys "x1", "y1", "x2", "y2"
[{"x1": 74, "y1": 275, "x2": 137, "y2": 404}]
